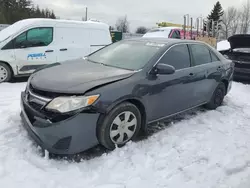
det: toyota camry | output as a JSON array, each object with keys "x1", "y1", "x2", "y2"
[{"x1": 20, "y1": 38, "x2": 234, "y2": 155}]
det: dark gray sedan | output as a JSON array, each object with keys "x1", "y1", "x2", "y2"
[{"x1": 20, "y1": 38, "x2": 234, "y2": 155}]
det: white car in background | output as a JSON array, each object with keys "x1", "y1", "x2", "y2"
[{"x1": 0, "y1": 18, "x2": 112, "y2": 83}]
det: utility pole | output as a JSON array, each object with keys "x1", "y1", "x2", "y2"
[
  {"x1": 190, "y1": 17, "x2": 193, "y2": 39},
  {"x1": 196, "y1": 18, "x2": 199, "y2": 38},
  {"x1": 184, "y1": 14, "x2": 189, "y2": 30},
  {"x1": 85, "y1": 7, "x2": 88, "y2": 21},
  {"x1": 184, "y1": 15, "x2": 186, "y2": 39}
]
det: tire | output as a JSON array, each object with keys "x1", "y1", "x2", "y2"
[
  {"x1": 0, "y1": 62, "x2": 12, "y2": 83},
  {"x1": 97, "y1": 102, "x2": 141, "y2": 150},
  {"x1": 205, "y1": 82, "x2": 226, "y2": 110}
]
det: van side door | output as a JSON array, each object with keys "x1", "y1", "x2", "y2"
[
  {"x1": 55, "y1": 26, "x2": 91, "y2": 62},
  {"x1": 13, "y1": 27, "x2": 57, "y2": 74}
]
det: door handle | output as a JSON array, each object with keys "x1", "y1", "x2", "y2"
[
  {"x1": 45, "y1": 50, "x2": 54, "y2": 52},
  {"x1": 189, "y1": 73, "x2": 194, "y2": 76},
  {"x1": 60, "y1": 48, "x2": 68, "y2": 51}
]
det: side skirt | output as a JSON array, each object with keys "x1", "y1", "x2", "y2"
[{"x1": 148, "y1": 102, "x2": 207, "y2": 125}]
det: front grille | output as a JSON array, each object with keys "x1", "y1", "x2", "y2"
[
  {"x1": 29, "y1": 102, "x2": 43, "y2": 111},
  {"x1": 23, "y1": 104, "x2": 36, "y2": 124},
  {"x1": 29, "y1": 84, "x2": 62, "y2": 98}
]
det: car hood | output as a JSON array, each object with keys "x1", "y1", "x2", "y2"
[
  {"x1": 30, "y1": 58, "x2": 135, "y2": 94},
  {"x1": 228, "y1": 34, "x2": 250, "y2": 49}
]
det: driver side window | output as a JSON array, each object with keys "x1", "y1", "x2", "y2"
[
  {"x1": 14, "y1": 27, "x2": 53, "y2": 49},
  {"x1": 158, "y1": 44, "x2": 191, "y2": 70}
]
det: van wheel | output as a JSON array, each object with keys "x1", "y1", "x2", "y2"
[
  {"x1": 205, "y1": 82, "x2": 226, "y2": 110},
  {"x1": 97, "y1": 102, "x2": 141, "y2": 150},
  {"x1": 0, "y1": 62, "x2": 12, "y2": 83}
]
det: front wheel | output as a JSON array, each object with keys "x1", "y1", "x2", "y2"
[
  {"x1": 205, "y1": 82, "x2": 226, "y2": 110},
  {"x1": 97, "y1": 102, "x2": 141, "y2": 150},
  {"x1": 0, "y1": 62, "x2": 12, "y2": 83}
]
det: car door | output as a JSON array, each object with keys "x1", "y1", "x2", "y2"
[
  {"x1": 13, "y1": 27, "x2": 57, "y2": 74},
  {"x1": 188, "y1": 43, "x2": 223, "y2": 105},
  {"x1": 146, "y1": 44, "x2": 196, "y2": 122}
]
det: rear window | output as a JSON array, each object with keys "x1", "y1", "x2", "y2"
[
  {"x1": 189, "y1": 44, "x2": 212, "y2": 66},
  {"x1": 87, "y1": 40, "x2": 165, "y2": 70}
]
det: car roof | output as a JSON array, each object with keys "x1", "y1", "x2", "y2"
[{"x1": 125, "y1": 37, "x2": 206, "y2": 45}]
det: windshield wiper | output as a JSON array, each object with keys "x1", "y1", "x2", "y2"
[
  {"x1": 87, "y1": 59, "x2": 134, "y2": 71},
  {"x1": 87, "y1": 59, "x2": 101, "y2": 64},
  {"x1": 101, "y1": 63, "x2": 135, "y2": 71}
]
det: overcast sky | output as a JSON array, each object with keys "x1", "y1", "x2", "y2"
[{"x1": 33, "y1": 0, "x2": 246, "y2": 32}]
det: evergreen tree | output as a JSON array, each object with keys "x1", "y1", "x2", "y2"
[
  {"x1": 35, "y1": 5, "x2": 41, "y2": 18},
  {"x1": 204, "y1": 1, "x2": 224, "y2": 36},
  {"x1": 41, "y1": 9, "x2": 46, "y2": 18},
  {"x1": 0, "y1": 0, "x2": 57, "y2": 24},
  {"x1": 50, "y1": 11, "x2": 56, "y2": 19},
  {"x1": 45, "y1": 8, "x2": 50, "y2": 18}
]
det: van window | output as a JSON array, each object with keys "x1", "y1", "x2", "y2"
[
  {"x1": 15, "y1": 27, "x2": 53, "y2": 48},
  {"x1": 171, "y1": 31, "x2": 180, "y2": 39}
]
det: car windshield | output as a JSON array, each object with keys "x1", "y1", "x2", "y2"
[
  {"x1": 87, "y1": 40, "x2": 165, "y2": 70},
  {"x1": 0, "y1": 20, "x2": 30, "y2": 42}
]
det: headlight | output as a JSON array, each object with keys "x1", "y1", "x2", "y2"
[
  {"x1": 223, "y1": 54, "x2": 229, "y2": 59},
  {"x1": 45, "y1": 95, "x2": 100, "y2": 113}
]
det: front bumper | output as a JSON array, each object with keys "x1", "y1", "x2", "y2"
[
  {"x1": 20, "y1": 92, "x2": 100, "y2": 155},
  {"x1": 234, "y1": 67, "x2": 250, "y2": 80}
]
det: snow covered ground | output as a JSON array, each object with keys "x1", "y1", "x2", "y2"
[{"x1": 1, "y1": 81, "x2": 250, "y2": 188}]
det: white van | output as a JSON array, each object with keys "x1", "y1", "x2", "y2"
[{"x1": 0, "y1": 18, "x2": 112, "y2": 82}]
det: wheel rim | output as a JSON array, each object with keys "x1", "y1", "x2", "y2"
[
  {"x1": 0, "y1": 65, "x2": 8, "y2": 82},
  {"x1": 110, "y1": 111, "x2": 137, "y2": 145},
  {"x1": 214, "y1": 88, "x2": 224, "y2": 106}
]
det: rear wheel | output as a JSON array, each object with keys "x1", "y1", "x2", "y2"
[
  {"x1": 97, "y1": 102, "x2": 141, "y2": 150},
  {"x1": 0, "y1": 62, "x2": 12, "y2": 83},
  {"x1": 205, "y1": 82, "x2": 226, "y2": 110}
]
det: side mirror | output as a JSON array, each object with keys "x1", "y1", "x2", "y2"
[
  {"x1": 19, "y1": 41, "x2": 29, "y2": 48},
  {"x1": 153, "y1": 63, "x2": 175, "y2": 75}
]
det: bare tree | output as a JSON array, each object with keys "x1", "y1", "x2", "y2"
[
  {"x1": 115, "y1": 15, "x2": 129, "y2": 33},
  {"x1": 231, "y1": 11, "x2": 241, "y2": 35},
  {"x1": 221, "y1": 7, "x2": 238, "y2": 39},
  {"x1": 135, "y1": 26, "x2": 148, "y2": 34},
  {"x1": 240, "y1": 0, "x2": 250, "y2": 34}
]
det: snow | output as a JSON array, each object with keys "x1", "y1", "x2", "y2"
[
  {"x1": 217, "y1": 40, "x2": 230, "y2": 51},
  {"x1": 1, "y1": 81, "x2": 250, "y2": 188}
]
